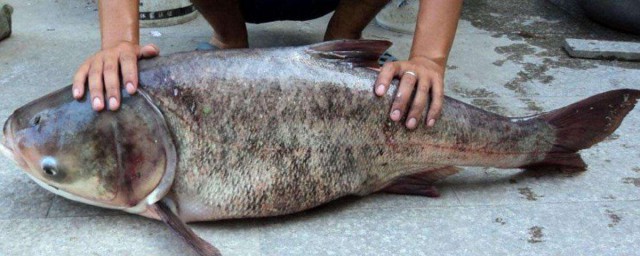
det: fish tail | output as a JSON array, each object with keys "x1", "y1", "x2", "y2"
[{"x1": 523, "y1": 89, "x2": 640, "y2": 171}]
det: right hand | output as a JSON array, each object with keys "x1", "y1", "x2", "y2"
[{"x1": 72, "y1": 42, "x2": 159, "y2": 111}]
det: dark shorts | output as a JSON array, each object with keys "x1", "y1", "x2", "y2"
[{"x1": 240, "y1": 0, "x2": 340, "y2": 23}]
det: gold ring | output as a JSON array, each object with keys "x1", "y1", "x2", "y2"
[{"x1": 404, "y1": 71, "x2": 417, "y2": 77}]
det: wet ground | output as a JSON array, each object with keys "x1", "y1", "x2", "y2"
[{"x1": 0, "y1": 0, "x2": 639, "y2": 255}]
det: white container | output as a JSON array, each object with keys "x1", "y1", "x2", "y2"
[
  {"x1": 139, "y1": 0, "x2": 198, "y2": 28},
  {"x1": 375, "y1": 0, "x2": 418, "y2": 34}
]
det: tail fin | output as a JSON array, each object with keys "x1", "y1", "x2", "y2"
[{"x1": 523, "y1": 89, "x2": 640, "y2": 171}]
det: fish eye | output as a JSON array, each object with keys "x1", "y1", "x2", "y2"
[
  {"x1": 40, "y1": 156, "x2": 58, "y2": 176},
  {"x1": 43, "y1": 165, "x2": 57, "y2": 176},
  {"x1": 30, "y1": 114, "x2": 41, "y2": 127}
]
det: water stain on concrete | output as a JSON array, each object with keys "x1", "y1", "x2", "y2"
[
  {"x1": 471, "y1": 99, "x2": 507, "y2": 115},
  {"x1": 622, "y1": 177, "x2": 640, "y2": 187},
  {"x1": 451, "y1": 86, "x2": 499, "y2": 98},
  {"x1": 518, "y1": 187, "x2": 541, "y2": 201},
  {"x1": 495, "y1": 217, "x2": 507, "y2": 225},
  {"x1": 494, "y1": 43, "x2": 537, "y2": 63},
  {"x1": 605, "y1": 209, "x2": 621, "y2": 228},
  {"x1": 522, "y1": 98, "x2": 544, "y2": 112},
  {"x1": 602, "y1": 195, "x2": 616, "y2": 200},
  {"x1": 449, "y1": 84, "x2": 508, "y2": 114},
  {"x1": 503, "y1": 62, "x2": 555, "y2": 96},
  {"x1": 527, "y1": 226, "x2": 544, "y2": 243},
  {"x1": 632, "y1": 167, "x2": 640, "y2": 173}
]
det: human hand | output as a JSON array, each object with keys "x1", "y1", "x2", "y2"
[
  {"x1": 374, "y1": 56, "x2": 445, "y2": 130},
  {"x1": 72, "y1": 42, "x2": 159, "y2": 111}
]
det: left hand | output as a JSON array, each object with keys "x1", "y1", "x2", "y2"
[{"x1": 374, "y1": 56, "x2": 445, "y2": 130}]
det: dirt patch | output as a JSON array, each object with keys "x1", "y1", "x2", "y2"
[
  {"x1": 528, "y1": 226, "x2": 544, "y2": 243},
  {"x1": 495, "y1": 217, "x2": 507, "y2": 225},
  {"x1": 518, "y1": 187, "x2": 542, "y2": 201},
  {"x1": 605, "y1": 209, "x2": 621, "y2": 228},
  {"x1": 633, "y1": 167, "x2": 640, "y2": 173}
]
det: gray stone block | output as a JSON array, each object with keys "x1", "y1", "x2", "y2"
[
  {"x1": 0, "y1": 3, "x2": 12, "y2": 41},
  {"x1": 564, "y1": 38, "x2": 640, "y2": 61}
]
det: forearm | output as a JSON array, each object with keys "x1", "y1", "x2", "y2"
[
  {"x1": 410, "y1": 0, "x2": 463, "y2": 66},
  {"x1": 99, "y1": 0, "x2": 140, "y2": 49}
]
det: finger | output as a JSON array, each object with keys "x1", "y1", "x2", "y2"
[
  {"x1": 103, "y1": 55, "x2": 120, "y2": 111},
  {"x1": 88, "y1": 58, "x2": 105, "y2": 111},
  {"x1": 426, "y1": 77, "x2": 444, "y2": 127},
  {"x1": 389, "y1": 70, "x2": 418, "y2": 122},
  {"x1": 120, "y1": 52, "x2": 138, "y2": 95},
  {"x1": 374, "y1": 62, "x2": 398, "y2": 96},
  {"x1": 406, "y1": 77, "x2": 430, "y2": 130},
  {"x1": 140, "y1": 44, "x2": 160, "y2": 58},
  {"x1": 72, "y1": 61, "x2": 91, "y2": 99}
]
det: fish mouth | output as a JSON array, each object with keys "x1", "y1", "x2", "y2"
[
  {"x1": 1, "y1": 116, "x2": 14, "y2": 154},
  {"x1": 1, "y1": 115, "x2": 21, "y2": 166}
]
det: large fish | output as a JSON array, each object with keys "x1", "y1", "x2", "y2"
[{"x1": 1, "y1": 40, "x2": 638, "y2": 255}]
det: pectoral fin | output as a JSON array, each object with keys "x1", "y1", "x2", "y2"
[
  {"x1": 381, "y1": 166, "x2": 461, "y2": 197},
  {"x1": 150, "y1": 200, "x2": 222, "y2": 256}
]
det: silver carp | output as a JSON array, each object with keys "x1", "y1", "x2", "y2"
[{"x1": 1, "y1": 40, "x2": 638, "y2": 255}]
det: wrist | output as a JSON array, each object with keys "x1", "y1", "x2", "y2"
[
  {"x1": 102, "y1": 39, "x2": 138, "y2": 50},
  {"x1": 409, "y1": 55, "x2": 447, "y2": 68}
]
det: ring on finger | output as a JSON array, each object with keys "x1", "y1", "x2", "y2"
[{"x1": 404, "y1": 71, "x2": 417, "y2": 77}]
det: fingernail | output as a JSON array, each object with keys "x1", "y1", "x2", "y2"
[
  {"x1": 126, "y1": 82, "x2": 135, "y2": 94},
  {"x1": 92, "y1": 97, "x2": 101, "y2": 110},
  {"x1": 390, "y1": 110, "x2": 401, "y2": 121},
  {"x1": 375, "y1": 85, "x2": 385, "y2": 95},
  {"x1": 73, "y1": 88, "x2": 80, "y2": 98},
  {"x1": 109, "y1": 97, "x2": 118, "y2": 110},
  {"x1": 427, "y1": 119, "x2": 436, "y2": 127},
  {"x1": 407, "y1": 118, "x2": 417, "y2": 129}
]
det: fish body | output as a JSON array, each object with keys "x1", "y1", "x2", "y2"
[
  {"x1": 2, "y1": 40, "x2": 638, "y2": 255},
  {"x1": 136, "y1": 43, "x2": 557, "y2": 222}
]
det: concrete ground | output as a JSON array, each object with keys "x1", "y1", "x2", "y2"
[{"x1": 1, "y1": 0, "x2": 639, "y2": 255}]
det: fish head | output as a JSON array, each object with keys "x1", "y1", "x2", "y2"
[{"x1": 1, "y1": 86, "x2": 176, "y2": 213}]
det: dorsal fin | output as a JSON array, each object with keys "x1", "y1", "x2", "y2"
[{"x1": 306, "y1": 39, "x2": 392, "y2": 68}]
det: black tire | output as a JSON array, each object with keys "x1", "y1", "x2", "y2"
[{"x1": 579, "y1": 0, "x2": 640, "y2": 35}]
